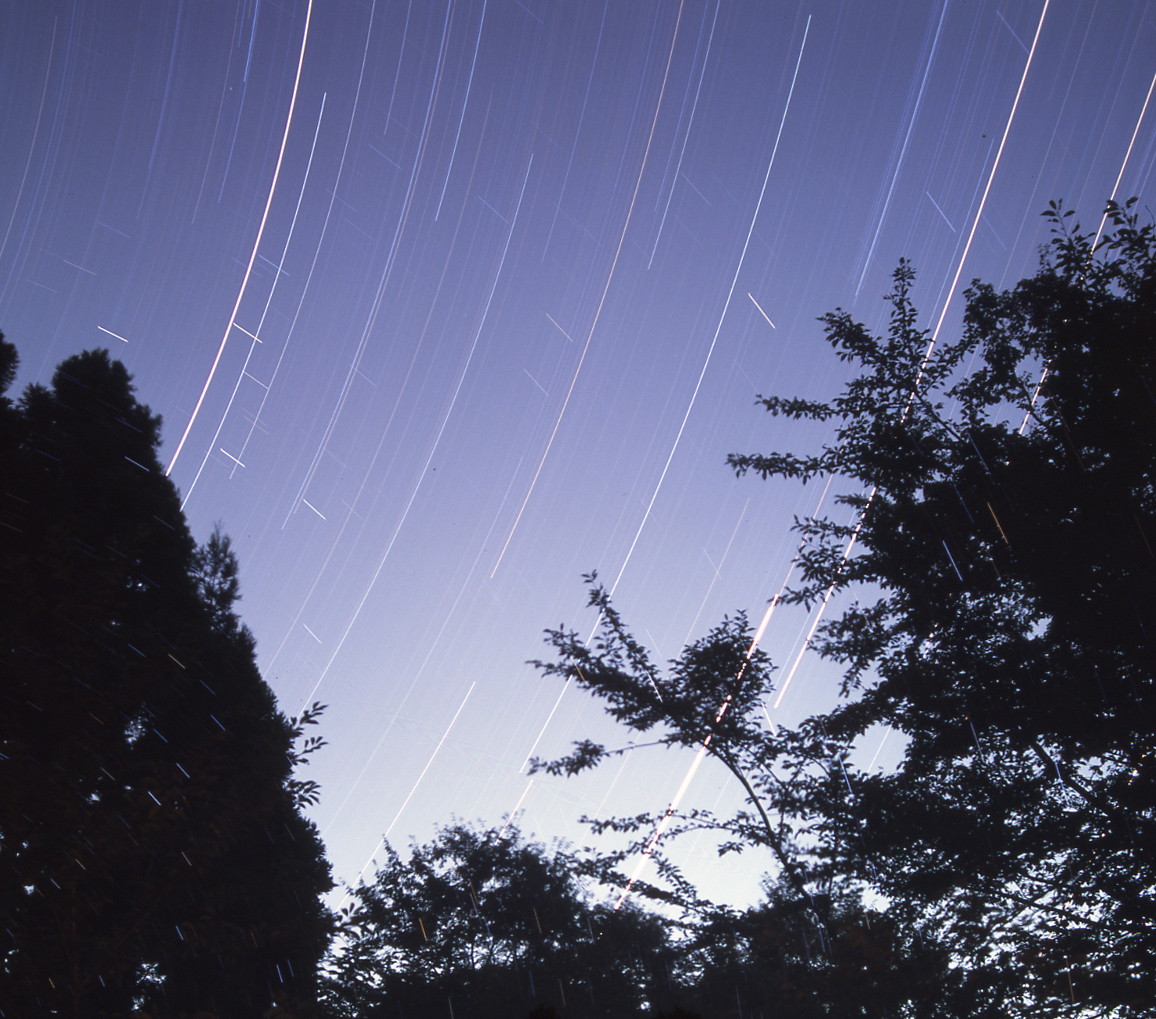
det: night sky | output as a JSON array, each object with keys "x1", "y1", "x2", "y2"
[{"x1": 3, "y1": 0, "x2": 1154, "y2": 908}]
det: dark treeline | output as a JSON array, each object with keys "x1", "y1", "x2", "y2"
[
  {"x1": 320, "y1": 819, "x2": 940, "y2": 1019},
  {"x1": 3, "y1": 199, "x2": 1153, "y2": 1018}
]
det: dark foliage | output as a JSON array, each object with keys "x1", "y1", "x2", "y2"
[
  {"x1": 322, "y1": 821, "x2": 687, "y2": 1019},
  {"x1": 0, "y1": 343, "x2": 334, "y2": 1017},
  {"x1": 529, "y1": 594, "x2": 807, "y2": 886},
  {"x1": 733, "y1": 198, "x2": 1155, "y2": 1016},
  {"x1": 528, "y1": 585, "x2": 946, "y2": 1017},
  {"x1": 529, "y1": 200, "x2": 1156, "y2": 1017},
  {"x1": 674, "y1": 881, "x2": 949, "y2": 1019}
]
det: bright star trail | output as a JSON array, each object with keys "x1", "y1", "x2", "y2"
[{"x1": 2, "y1": 0, "x2": 1153, "y2": 909}]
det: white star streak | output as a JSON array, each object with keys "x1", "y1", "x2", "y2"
[
  {"x1": 927, "y1": 0, "x2": 1051, "y2": 352},
  {"x1": 1092, "y1": 64, "x2": 1156, "y2": 250},
  {"x1": 181, "y1": 94, "x2": 328, "y2": 503},
  {"x1": 344, "y1": 681, "x2": 476, "y2": 903},
  {"x1": 519, "y1": 15, "x2": 813, "y2": 776},
  {"x1": 295, "y1": 155, "x2": 534, "y2": 716},
  {"x1": 602, "y1": 15, "x2": 810, "y2": 606},
  {"x1": 772, "y1": 0, "x2": 1053, "y2": 713},
  {"x1": 0, "y1": 17, "x2": 55, "y2": 279},
  {"x1": 854, "y1": 0, "x2": 949, "y2": 300},
  {"x1": 165, "y1": 0, "x2": 314, "y2": 477},
  {"x1": 610, "y1": 0, "x2": 1048, "y2": 881},
  {"x1": 435, "y1": 0, "x2": 486, "y2": 221},
  {"x1": 283, "y1": 0, "x2": 454, "y2": 527},
  {"x1": 97, "y1": 326, "x2": 129, "y2": 344},
  {"x1": 747, "y1": 293, "x2": 776, "y2": 329},
  {"x1": 518, "y1": 21, "x2": 814, "y2": 908},
  {"x1": 648, "y1": 0, "x2": 720, "y2": 269},
  {"x1": 490, "y1": 0, "x2": 688, "y2": 579}
]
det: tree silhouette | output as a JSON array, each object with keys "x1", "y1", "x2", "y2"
[
  {"x1": 529, "y1": 200, "x2": 1156, "y2": 1017},
  {"x1": 0, "y1": 343, "x2": 333, "y2": 1017},
  {"x1": 324, "y1": 821, "x2": 685, "y2": 1019},
  {"x1": 729, "y1": 199, "x2": 1155, "y2": 1016}
]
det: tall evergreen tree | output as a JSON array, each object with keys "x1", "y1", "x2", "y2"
[{"x1": 0, "y1": 343, "x2": 333, "y2": 1017}]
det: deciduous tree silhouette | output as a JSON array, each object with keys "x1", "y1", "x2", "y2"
[
  {"x1": 323, "y1": 821, "x2": 684, "y2": 1019},
  {"x1": 529, "y1": 200, "x2": 1156, "y2": 1017}
]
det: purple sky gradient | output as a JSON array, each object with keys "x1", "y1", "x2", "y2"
[{"x1": 3, "y1": 0, "x2": 1154, "y2": 906}]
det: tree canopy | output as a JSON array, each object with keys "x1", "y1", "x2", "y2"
[
  {"x1": 0, "y1": 342, "x2": 333, "y2": 1017},
  {"x1": 323, "y1": 821, "x2": 685, "y2": 1019},
  {"x1": 529, "y1": 200, "x2": 1156, "y2": 1017}
]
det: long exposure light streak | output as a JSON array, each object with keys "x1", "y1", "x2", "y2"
[
  {"x1": 165, "y1": 0, "x2": 314, "y2": 477},
  {"x1": 498, "y1": 780, "x2": 534, "y2": 839},
  {"x1": 283, "y1": 0, "x2": 454, "y2": 525},
  {"x1": 680, "y1": 498, "x2": 749, "y2": 650},
  {"x1": 344, "y1": 681, "x2": 476, "y2": 902},
  {"x1": 490, "y1": 0, "x2": 687, "y2": 580},
  {"x1": 748, "y1": 292, "x2": 776, "y2": 329},
  {"x1": 614, "y1": 630, "x2": 764, "y2": 909},
  {"x1": 927, "y1": 0, "x2": 1050, "y2": 350},
  {"x1": 604, "y1": 15, "x2": 812, "y2": 602},
  {"x1": 772, "y1": 505, "x2": 868, "y2": 709},
  {"x1": 6, "y1": 0, "x2": 1150, "y2": 927},
  {"x1": 541, "y1": 1, "x2": 608, "y2": 260},
  {"x1": 1092, "y1": 64, "x2": 1156, "y2": 250},
  {"x1": 236, "y1": 0, "x2": 385, "y2": 515},
  {"x1": 1018, "y1": 64, "x2": 1155, "y2": 436},
  {"x1": 647, "y1": 0, "x2": 720, "y2": 269},
  {"x1": 264, "y1": 98, "x2": 493, "y2": 684},
  {"x1": 434, "y1": 0, "x2": 486, "y2": 221},
  {"x1": 613, "y1": 2, "x2": 1052, "y2": 905},
  {"x1": 0, "y1": 17, "x2": 55, "y2": 282},
  {"x1": 614, "y1": 474, "x2": 836, "y2": 908},
  {"x1": 773, "y1": 0, "x2": 1052, "y2": 713},
  {"x1": 179, "y1": 93, "x2": 328, "y2": 507},
  {"x1": 854, "y1": 0, "x2": 950, "y2": 300},
  {"x1": 97, "y1": 326, "x2": 129, "y2": 344},
  {"x1": 515, "y1": 21, "x2": 812, "y2": 907},
  {"x1": 320, "y1": 446, "x2": 524, "y2": 837},
  {"x1": 518, "y1": 16, "x2": 812, "y2": 779},
  {"x1": 296, "y1": 155, "x2": 533, "y2": 714}
]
